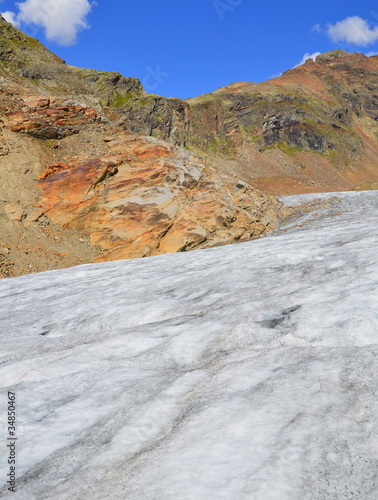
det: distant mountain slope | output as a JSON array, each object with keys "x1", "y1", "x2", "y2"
[
  {"x1": 0, "y1": 15, "x2": 283, "y2": 278},
  {"x1": 187, "y1": 51, "x2": 378, "y2": 194},
  {"x1": 1, "y1": 14, "x2": 378, "y2": 195},
  {"x1": 1, "y1": 14, "x2": 378, "y2": 278},
  {"x1": 0, "y1": 14, "x2": 189, "y2": 144}
]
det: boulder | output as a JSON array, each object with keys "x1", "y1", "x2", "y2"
[
  {"x1": 5, "y1": 97, "x2": 101, "y2": 139},
  {"x1": 38, "y1": 133, "x2": 284, "y2": 261}
]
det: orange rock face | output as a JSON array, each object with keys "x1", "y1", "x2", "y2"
[
  {"x1": 5, "y1": 96, "x2": 101, "y2": 139},
  {"x1": 38, "y1": 133, "x2": 283, "y2": 261}
]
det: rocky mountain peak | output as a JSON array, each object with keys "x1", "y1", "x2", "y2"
[
  {"x1": 1, "y1": 20, "x2": 378, "y2": 278},
  {"x1": 315, "y1": 50, "x2": 351, "y2": 63},
  {"x1": 0, "y1": 21, "x2": 286, "y2": 278}
]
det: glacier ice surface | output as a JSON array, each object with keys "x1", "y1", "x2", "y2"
[{"x1": 0, "y1": 191, "x2": 378, "y2": 499}]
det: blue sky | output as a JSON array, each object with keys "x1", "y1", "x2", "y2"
[{"x1": 1, "y1": 0, "x2": 378, "y2": 99}]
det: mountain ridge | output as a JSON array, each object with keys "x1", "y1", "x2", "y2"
[
  {"x1": 0, "y1": 14, "x2": 285, "y2": 278},
  {"x1": 1, "y1": 11, "x2": 377, "y2": 190},
  {"x1": 1, "y1": 15, "x2": 378, "y2": 278},
  {"x1": 187, "y1": 49, "x2": 378, "y2": 194}
]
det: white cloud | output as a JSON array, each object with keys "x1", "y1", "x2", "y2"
[
  {"x1": 3, "y1": 0, "x2": 92, "y2": 46},
  {"x1": 365, "y1": 51, "x2": 378, "y2": 57},
  {"x1": 270, "y1": 52, "x2": 321, "y2": 79},
  {"x1": 295, "y1": 52, "x2": 321, "y2": 67},
  {"x1": 327, "y1": 16, "x2": 378, "y2": 46},
  {"x1": 1, "y1": 10, "x2": 20, "y2": 26}
]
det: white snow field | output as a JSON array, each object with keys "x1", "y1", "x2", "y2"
[{"x1": 1, "y1": 191, "x2": 378, "y2": 500}]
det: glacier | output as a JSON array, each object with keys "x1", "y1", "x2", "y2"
[{"x1": 0, "y1": 191, "x2": 378, "y2": 499}]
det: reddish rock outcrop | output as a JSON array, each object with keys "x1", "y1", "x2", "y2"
[
  {"x1": 38, "y1": 133, "x2": 283, "y2": 261},
  {"x1": 6, "y1": 13, "x2": 378, "y2": 277},
  {"x1": 5, "y1": 96, "x2": 101, "y2": 139}
]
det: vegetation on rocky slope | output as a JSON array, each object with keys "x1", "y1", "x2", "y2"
[
  {"x1": 0, "y1": 14, "x2": 288, "y2": 278},
  {"x1": 2, "y1": 14, "x2": 377, "y2": 192},
  {"x1": 1, "y1": 14, "x2": 378, "y2": 278}
]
